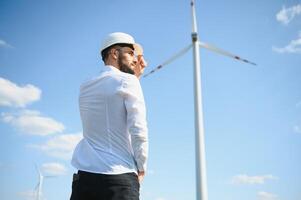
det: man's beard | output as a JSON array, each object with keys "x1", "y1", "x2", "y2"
[{"x1": 118, "y1": 56, "x2": 135, "y2": 75}]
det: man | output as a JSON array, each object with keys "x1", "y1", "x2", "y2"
[{"x1": 70, "y1": 32, "x2": 148, "y2": 200}]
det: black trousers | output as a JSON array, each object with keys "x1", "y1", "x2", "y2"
[{"x1": 70, "y1": 171, "x2": 140, "y2": 200}]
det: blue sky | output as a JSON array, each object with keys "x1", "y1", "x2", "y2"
[{"x1": 0, "y1": 0, "x2": 301, "y2": 200}]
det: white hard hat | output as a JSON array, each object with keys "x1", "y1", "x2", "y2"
[{"x1": 100, "y1": 32, "x2": 143, "y2": 55}]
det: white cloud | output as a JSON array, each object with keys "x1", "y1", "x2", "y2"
[
  {"x1": 0, "y1": 77, "x2": 41, "y2": 108},
  {"x1": 29, "y1": 133, "x2": 82, "y2": 160},
  {"x1": 42, "y1": 162, "x2": 67, "y2": 175},
  {"x1": 272, "y1": 31, "x2": 301, "y2": 54},
  {"x1": 1, "y1": 110, "x2": 65, "y2": 136},
  {"x1": 231, "y1": 174, "x2": 278, "y2": 185},
  {"x1": 276, "y1": 4, "x2": 301, "y2": 25},
  {"x1": 0, "y1": 39, "x2": 13, "y2": 48},
  {"x1": 257, "y1": 191, "x2": 278, "y2": 200}
]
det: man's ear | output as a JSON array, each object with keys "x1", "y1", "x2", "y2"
[{"x1": 111, "y1": 48, "x2": 119, "y2": 60}]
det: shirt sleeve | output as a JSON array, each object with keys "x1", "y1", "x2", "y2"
[{"x1": 119, "y1": 75, "x2": 148, "y2": 172}]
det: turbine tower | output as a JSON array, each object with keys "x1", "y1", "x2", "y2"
[
  {"x1": 34, "y1": 164, "x2": 56, "y2": 200},
  {"x1": 143, "y1": 1, "x2": 256, "y2": 200}
]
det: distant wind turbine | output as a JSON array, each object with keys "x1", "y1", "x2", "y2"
[
  {"x1": 34, "y1": 164, "x2": 57, "y2": 200},
  {"x1": 143, "y1": 1, "x2": 256, "y2": 200}
]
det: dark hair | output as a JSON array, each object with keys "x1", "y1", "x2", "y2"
[{"x1": 101, "y1": 43, "x2": 134, "y2": 63}]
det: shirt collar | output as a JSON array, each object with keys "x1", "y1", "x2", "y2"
[{"x1": 102, "y1": 65, "x2": 120, "y2": 73}]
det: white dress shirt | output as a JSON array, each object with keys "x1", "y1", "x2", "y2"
[{"x1": 71, "y1": 65, "x2": 148, "y2": 175}]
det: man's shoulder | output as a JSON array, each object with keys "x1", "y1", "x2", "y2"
[{"x1": 120, "y1": 72, "x2": 139, "y2": 82}]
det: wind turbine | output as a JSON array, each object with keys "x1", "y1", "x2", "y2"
[
  {"x1": 143, "y1": 1, "x2": 256, "y2": 200},
  {"x1": 34, "y1": 164, "x2": 56, "y2": 200}
]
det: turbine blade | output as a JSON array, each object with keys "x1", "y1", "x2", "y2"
[
  {"x1": 198, "y1": 41, "x2": 257, "y2": 66},
  {"x1": 191, "y1": 0, "x2": 198, "y2": 33},
  {"x1": 143, "y1": 44, "x2": 192, "y2": 78}
]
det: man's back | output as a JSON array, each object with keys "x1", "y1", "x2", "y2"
[{"x1": 72, "y1": 65, "x2": 146, "y2": 174}]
